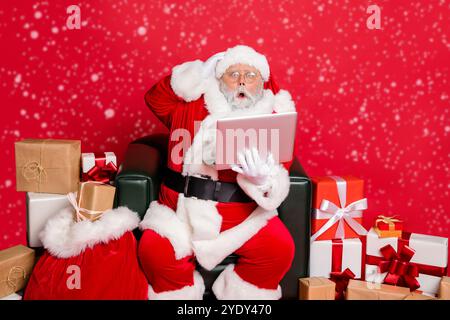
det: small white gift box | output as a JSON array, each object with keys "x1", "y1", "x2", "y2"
[
  {"x1": 81, "y1": 152, "x2": 117, "y2": 173},
  {"x1": 310, "y1": 238, "x2": 363, "y2": 278}
]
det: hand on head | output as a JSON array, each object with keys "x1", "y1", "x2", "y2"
[{"x1": 202, "y1": 52, "x2": 225, "y2": 78}]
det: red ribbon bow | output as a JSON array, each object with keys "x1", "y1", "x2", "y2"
[
  {"x1": 330, "y1": 268, "x2": 355, "y2": 300},
  {"x1": 86, "y1": 156, "x2": 118, "y2": 183},
  {"x1": 378, "y1": 244, "x2": 420, "y2": 291}
]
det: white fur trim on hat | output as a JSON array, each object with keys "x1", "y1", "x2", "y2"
[
  {"x1": 215, "y1": 45, "x2": 270, "y2": 81},
  {"x1": 139, "y1": 200, "x2": 193, "y2": 260},
  {"x1": 40, "y1": 206, "x2": 140, "y2": 259},
  {"x1": 212, "y1": 264, "x2": 282, "y2": 300},
  {"x1": 147, "y1": 271, "x2": 205, "y2": 300}
]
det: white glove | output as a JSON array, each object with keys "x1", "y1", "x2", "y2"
[
  {"x1": 231, "y1": 148, "x2": 275, "y2": 187},
  {"x1": 201, "y1": 52, "x2": 225, "y2": 78}
]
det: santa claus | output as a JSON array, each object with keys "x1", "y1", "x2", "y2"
[{"x1": 139, "y1": 45, "x2": 296, "y2": 300}]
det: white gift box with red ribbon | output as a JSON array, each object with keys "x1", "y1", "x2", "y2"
[
  {"x1": 310, "y1": 238, "x2": 363, "y2": 279},
  {"x1": 82, "y1": 152, "x2": 116, "y2": 173},
  {"x1": 81, "y1": 152, "x2": 117, "y2": 183},
  {"x1": 365, "y1": 228, "x2": 448, "y2": 296}
]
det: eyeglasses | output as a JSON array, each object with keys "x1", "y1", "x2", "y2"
[{"x1": 223, "y1": 71, "x2": 261, "y2": 84}]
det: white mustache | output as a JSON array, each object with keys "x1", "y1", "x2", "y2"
[
  {"x1": 235, "y1": 86, "x2": 254, "y2": 99},
  {"x1": 219, "y1": 81, "x2": 263, "y2": 109}
]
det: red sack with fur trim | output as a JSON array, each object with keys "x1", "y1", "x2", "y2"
[{"x1": 23, "y1": 207, "x2": 149, "y2": 300}]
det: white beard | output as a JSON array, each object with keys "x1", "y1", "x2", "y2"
[{"x1": 219, "y1": 81, "x2": 264, "y2": 111}]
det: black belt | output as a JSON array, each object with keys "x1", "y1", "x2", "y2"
[{"x1": 163, "y1": 168, "x2": 253, "y2": 203}]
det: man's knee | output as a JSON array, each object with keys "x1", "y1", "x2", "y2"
[
  {"x1": 259, "y1": 219, "x2": 296, "y2": 269},
  {"x1": 139, "y1": 229, "x2": 197, "y2": 293},
  {"x1": 270, "y1": 229, "x2": 295, "y2": 267},
  {"x1": 138, "y1": 229, "x2": 176, "y2": 270}
]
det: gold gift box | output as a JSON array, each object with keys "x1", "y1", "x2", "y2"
[
  {"x1": 373, "y1": 226, "x2": 402, "y2": 238},
  {"x1": 75, "y1": 182, "x2": 116, "y2": 221},
  {"x1": 0, "y1": 245, "x2": 35, "y2": 298},
  {"x1": 15, "y1": 139, "x2": 81, "y2": 194},
  {"x1": 346, "y1": 279, "x2": 411, "y2": 300},
  {"x1": 298, "y1": 277, "x2": 336, "y2": 300}
]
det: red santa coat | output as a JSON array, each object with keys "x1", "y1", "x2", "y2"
[{"x1": 140, "y1": 60, "x2": 296, "y2": 299}]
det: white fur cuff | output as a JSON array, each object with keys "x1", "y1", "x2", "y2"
[
  {"x1": 212, "y1": 264, "x2": 282, "y2": 300},
  {"x1": 139, "y1": 201, "x2": 193, "y2": 259},
  {"x1": 237, "y1": 165, "x2": 290, "y2": 211},
  {"x1": 170, "y1": 60, "x2": 207, "y2": 102}
]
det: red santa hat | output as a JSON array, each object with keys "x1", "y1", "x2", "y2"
[
  {"x1": 215, "y1": 45, "x2": 270, "y2": 82},
  {"x1": 171, "y1": 45, "x2": 277, "y2": 103}
]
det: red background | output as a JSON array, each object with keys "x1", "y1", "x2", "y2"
[{"x1": 0, "y1": 1, "x2": 449, "y2": 252}]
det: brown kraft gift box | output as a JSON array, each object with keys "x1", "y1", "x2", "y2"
[
  {"x1": 346, "y1": 279, "x2": 411, "y2": 300},
  {"x1": 439, "y1": 276, "x2": 450, "y2": 300},
  {"x1": 403, "y1": 292, "x2": 436, "y2": 300},
  {"x1": 75, "y1": 182, "x2": 116, "y2": 221},
  {"x1": 0, "y1": 245, "x2": 35, "y2": 298},
  {"x1": 299, "y1": 277, "x2": 336, "y2": 300},
  {"x1": 15, "y1": 139, "x2": 81, "y2": 194}
]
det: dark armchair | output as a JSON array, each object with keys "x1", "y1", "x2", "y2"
[{"x1": 114, "y1": 134, "x2": 311, "y2": 300}]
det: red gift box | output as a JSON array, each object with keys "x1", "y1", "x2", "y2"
[{"x1": 311, "y1": 176, "x2": 368, "y2": 241}]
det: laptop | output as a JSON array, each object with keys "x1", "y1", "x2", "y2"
[{"x1": 215, "y1": 111, "x2": 297, "y2": 170}]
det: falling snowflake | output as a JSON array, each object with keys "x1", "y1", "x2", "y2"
[
  {"x1": 14, "y1": 74, "x2": 22, "y2": 84},
  {"x1": 137, "y1": 26, "x2": 147, "y2": 36},
  {"x1": 104, "y1": 109, "x2": 115, "y2": 119},
  {"x1": 91, "y1": 73, "x2": 99, "y2": 82},
  {"x1": 30, "y1": 30, "x2": 39, "y2": 39}
]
